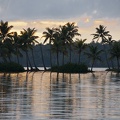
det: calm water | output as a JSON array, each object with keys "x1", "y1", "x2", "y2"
[{"x1": 0, "y1": 71, "x2": 120, "y2": 120}]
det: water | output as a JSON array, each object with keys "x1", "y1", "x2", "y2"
[
  {"x1": 24, "y1": 67, "x2": 107, "y2": 71},
  {"x1": 0, "y1": 71, "x2": 120, "y2": 120}
]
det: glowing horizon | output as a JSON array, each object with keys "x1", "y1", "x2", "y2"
[
  {"x1": 8, "y1": 18, "x2": 120, "y2": 43},
  {"x1": 0, "y1": 0, "x2": 119, "y2": 43}
]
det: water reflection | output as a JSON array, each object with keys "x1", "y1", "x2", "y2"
[{"x1": 0, "y1": 71, "x2": 120, "y2": 120}]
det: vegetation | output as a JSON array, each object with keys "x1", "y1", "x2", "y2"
[
  {"x1": 0, "y1": 62, "x2": 25, "y2": 72},
  {"x1": 109, "y1": 41, "x2": 120, "y2": 72},
  {"x1": 91, "y1": 25, "x2": 112, "y2": 69},
  {"x1": 74, "y1": 38, "x2": 87, "y2": 64},
  {"x1": 0, "y1": 20, "x2": 120, "y2": 73},
  {"x1": 84, "y1": 45, "x2": 103, "y2": 71},
  {"x1": 49, "y1": 63, "x2": 89, "y2": 73}
]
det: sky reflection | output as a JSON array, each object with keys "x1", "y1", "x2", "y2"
[{"x1": 0, "y1": 72, "x2": 120, "y2": 120}]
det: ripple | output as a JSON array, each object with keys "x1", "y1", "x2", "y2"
[{"x1": 0, "y1": 72, "x2": 120, "y2": 119}]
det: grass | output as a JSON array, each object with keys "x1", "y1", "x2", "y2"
[
  {"x1": 0, "y1": 62, "x2": 25, "y2": 72},
  {"x1": 106, "y1": 68, "x2": 120, "y2": 73},
  {"x1": 49, "y1": 63, "x2": 89, "y2": 73}
]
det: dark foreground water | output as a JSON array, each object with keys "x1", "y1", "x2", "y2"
[{"x1": 0, "y1": 71, "x2": 120, "y2": 120}]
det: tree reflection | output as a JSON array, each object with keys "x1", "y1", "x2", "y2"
[
  {"x1": 0, "y1": 73, "x2": 12, "y2": 114},
  {"x1": 49, "y1": 73, "x2": 78, "y2": 119},
  {"x1": 0, "y1": 72, "x2": 120, "y2": 119},
  {"x1": 0, "y1": 73, "x2": 33, "y2": 119}
]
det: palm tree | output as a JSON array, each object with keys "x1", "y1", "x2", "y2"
[
  {"x1": 3, "y1": 37, "x2": 14, "y2": 62},
  {"x1": 58, "y1": 25, "x2": 68, "y2": 65},
  {"x1": 0, "y1": 20, "x2": 13, "y2": 62},
  {"x1": 20, "y1": 28, "x2": 39, "y2": 71},
  {"x1": 74, "y1": 38, "x2": 87, "y2": 64},
  {"x1": 0, "y1": 42, "x2": 8, "y2": 62},
  {"x1": 42, "y1": 27, "x2": 55, "y2": 67},
  {"x1": 65, "y1": 22, "x2": 80, "y2": 63},
  {"x1": 0, "y1": 20, "x2": 13, "y2": 41},
  {"x1": 91, "y1": 25, "x2": 111, "y2": 69},
  {"x1": 91, "y1": 25, "x2": 111, "y2": 43},
  {"x1": 11, "y1": 32, "x2": 23, "y2": 64},
  {"x1": 84, "y1": 45, "x2": 103, "y2": 71},
  {"x1": 39, "y1": 43, "x2": 47, "y2": 70},
  {"x1": 51, "y1": 32, "x2": 62, "y2": 66},
  {"x1": 110, "y1": 41, "x2": 120, "y2": 71},
  {"x1": 106, "y1": 36, "x2": 115, "y2": 45},
  {"x1": 105, "y1": 36, "x2": 116, "y2": 69}
]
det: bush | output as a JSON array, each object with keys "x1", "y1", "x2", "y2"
[
  {"x1": 0, "y1": 62, "x2": 25, "y2": 72},
  {"x1": 50, "y1": 63, "x2": 89, "y2": 73}
]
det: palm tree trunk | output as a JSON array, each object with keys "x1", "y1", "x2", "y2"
[
  {"x1": 26, "y1": 51, "x2": 33, "y2": 71},
  {"x1": 27, "y1": 52, "x2": 33, "y2": 71},
  {"x1": 78, "y1": 52, "x2": 81, "y2": 64},
  {"x1": 16, "y1": 54, "x2": 19, "y2": 64},
  {"x1": 117, "y1": 57, "x2": 120, "y2": 71},
  {"x1": 56, "y1": 50, "x2": 59, "y2": 67},
  {"x1": 50, "y1": 45, "x2": 53, "y2": 67},
  {"x1": 62, "y1": 53, "x2": 64, "y2": 65},
  {"x1": 8, "y1": 56, "x2": 11, "y2": 62},
  {"x1": 16, "y1": 48, "x2": 19, "y2": 64},
  {"x1": 109, "y1": 44, "x2": 114, "y2": 69},
  {"x1": 69, "y1": 44, "x2": 72, "y2": 63},
  {"x1": 103, "y1": 44, "x2": 110, "y2": 69},
  {"x1": 110, "y1": 59, "x2": 114, "y2": 69},
  {"x1": 91, "y1": 59, "x2": 95, "y2": 71},
  {"x1": 39, "y1": 44, "x2": 46, "y2": 70},
  {"x1": 25, "y1": 51, "x2": 29, "y2": 71},
  {"x1": 31, "y1": 48, "x2": 39, "y2": 70}
]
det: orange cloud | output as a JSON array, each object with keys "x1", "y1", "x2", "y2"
[
  {"x1": 9, "y1": 21, "x2": 28, "y2": 27},
  {"x1": 84, "y1": 18, "x2": 90, "y2": 23},
  {"x1": 94, "y1": 20, "x2": 104, "y2": 25},
  {"x1": 7, "y1": 18, "x2": 120, "y2": 43}
]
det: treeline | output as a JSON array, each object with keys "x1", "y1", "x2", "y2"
[{"x1": 0, "y1": 20, "x2": 120, "y2": 71}]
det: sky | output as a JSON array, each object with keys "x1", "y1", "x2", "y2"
[{"x1": 0, "y1": 0, "x2": 120, "y2": 43}]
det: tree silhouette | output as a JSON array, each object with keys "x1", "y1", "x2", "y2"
[
  {"x1": 42, "y1": 27, "x2": 55, "y2": 67},
  {"x1": 0, "y1": 20, "x2": 13, "y2": 62},
  {"x1": 11, "y1": 32, "x2": 23, "y2": 64},
  {"x1": 91, "y1": 25, "x2": 111, "y2": 69},
  {"x1": 84, "y1": 45, "x2": 103, "y2": 71},
  {"x1": 51, "y1": 32, "x2": 62, "y2": 66},
  {"x1": 74, "y1": 38, "x2": 87, "y2": 64},
  {"x1": 65, "y1": 22, "x2": 80, "y2": 63},
  {"x1": 20, "y1": 28, "x2": 39, "y2": 71},
  {"x1": 110, "y1": 41, "x2": 120, "y2": 71}
]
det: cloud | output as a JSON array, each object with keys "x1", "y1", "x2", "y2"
[
  {"x1": 1, "y1": 0, "x2": 120, "y2": 21},
  {"x1": 0, "y1": 0, "x2": 120, "y2": 43},
  {"x1": 8, "y1": 17, "x2": 120, "y2": 43}
]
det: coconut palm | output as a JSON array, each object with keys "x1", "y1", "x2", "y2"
[
  {"x1": 3, "y1": 37, "x2": 14, "y2": 62},
  {"x1": 91, "y1": 25, "x2": 111, "y2": 43},
  {"x1": 0, "y1": 20, "x2": 13, "y2": 41},
  {"x1": 110, "y1": 41, "x2": 120, "y2": 71},
  {"x1": 84, "y1": 45, "x2": 103, "y2": 71},
  {"x1": 39, "y1": 43, "x2": 47, "y2": 70},
  {"x1": 65, "y1": 22, "x2": 80, "y2": 63},
  {"x1": 0, "y1": 20, "x2": 13, "y2": 62},
  {"x1": 106, "y1": 36, "x2": 115, "y2": 45},
  {"x1": 58, "y1": 25, "x2": 69, "y2": 65},
  {"x1": 0, "y1": 42, "x2": 8, "y2": 62},
  {"x1": 91, "y1": 25, "x2": 111, "y2": 69},
  {"x1": 74, "y1": 38, "x2": 87, "y2": 64},
  {"x1": 20, "y1": 28, "x2": 39, "y2": 71},
  {"x1": 10, "y1": 32, "x2": 23, "y2": 64},
  {"x1": 51, "y1": 32, "x2": 62, "y2": 66},
  {"x1": 105, "y1": 36, "x2": 116, "y2": 69},
  {"x1": 56, "y1": 25, "x2": 68, "y2": 65},
  {"x1": 42, "y1": 27, "x2": 55, "y2": 67}
]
